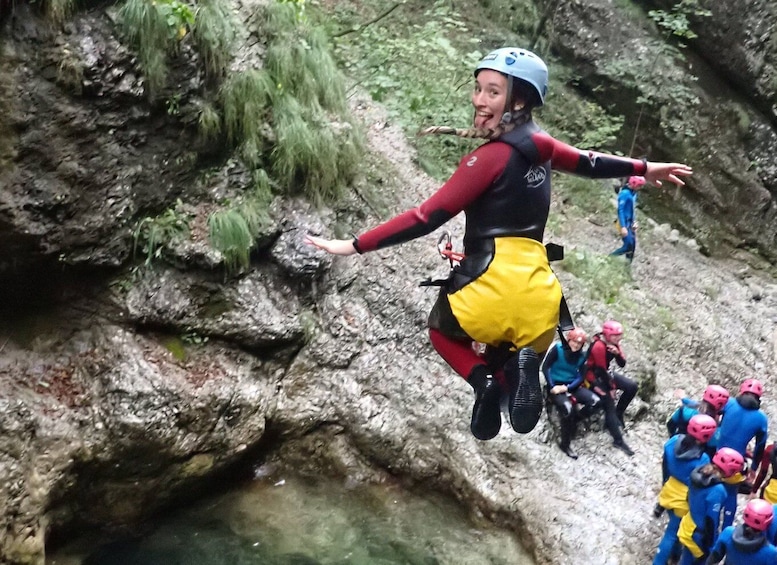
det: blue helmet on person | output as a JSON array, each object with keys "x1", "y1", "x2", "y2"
[{"x1": 475, "y1": 47, "x2": 548, "y2": 106}]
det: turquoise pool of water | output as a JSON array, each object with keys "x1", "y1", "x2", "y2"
[{"x1": 47, "y1": 470, "x2": 534, "y2": 565}]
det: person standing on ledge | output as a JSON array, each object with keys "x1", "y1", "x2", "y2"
[
  {"x1": 306, "y1": 47, "x2": 692, "y2": 441},
  {"x1": 611, "y1": 175, "x2": 645, "y2": 262}
]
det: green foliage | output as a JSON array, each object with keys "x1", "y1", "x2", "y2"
[
  {"x1": 600, "y1": 43, "x2": 699, "y2": 140},
  {"x1": 271, "y1": 95, "x2": 360, "y2": 203},
  {"x1": 472, "y1": 0, "x2": 539, "y2": 39},
  {"x1": 133, "y1": 200, "x2": 192, "y2": 265},
  {"x1": 191, "y1": 0, "x2": 236, "y2": 78},
  {"x1": 330, "y1": 1, "x2": 484, "y2": 179},
  {"x1": 220, "y1": 69, "x2": 276, "y2": 149},
  {"x1": 559, "y1": 249, "x2": 632, "y2": 304},
  {"x1": 638, "y1": 367, "x2": 658, "y2": 401},
  {"x1": 207, "y1": 209, "x2": 254, "y2": 273},
  {"x1": 299, "y1": 309, "x2": 317, "y2": 344},
  {"x1": 641, "y1": 306, "x2": 676, "y2": 354},
  {"x1": 163, "y1": 336, "x2": 187, "y2": 361},
  {"x1": 207, "y1": 197, "x2": 271, "y2": 274},
  {"x1": 119, "y1": 0, "x2": 194, "y2": 97},
  {"x1": 166, "y1": 93, "x2": 181, "y2": 115},
  {"x1": 648, "y1": 0, "x2": 711, "y2": 41},
  {"x1": 266, "y1": 26, "x2": 346, "y2": 113},
  {"x1": 197, "y1": 100, "x2": 222, "y2": 141},
  {"x1": 181, "y1": 331, "x2": 209, "y2": 345},
  {"x1": 216, "y1": 1, "x2": 364, "y2": 200},
  {"x1": 542, "y1": 89, "x2": 624, "y2": 151},
  {"x1": 119, "y1": 0, "x2": 233, "y2": 98},
  {"x1": 276, "y1": 0, "x2": 306, "y2": 21}
]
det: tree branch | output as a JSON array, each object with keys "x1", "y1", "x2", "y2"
[{"x1": 332, "y1": 2, "x2": 404, "y2": 39}]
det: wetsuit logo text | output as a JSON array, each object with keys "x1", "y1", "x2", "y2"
[{"x1": 525, "y1": 166, "x2": 546, "y2": 188}]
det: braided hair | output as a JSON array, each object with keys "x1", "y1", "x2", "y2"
[{"x1": 418, "y1": 77, "x2": 538, "y2": 141}]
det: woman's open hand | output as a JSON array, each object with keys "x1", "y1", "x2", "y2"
[
  {"x1": 645, "y1": 162, "x2": 693, "y2": 187},
  {"x1": 304, "y1": 234, "x2": 357, "y2": 256}
]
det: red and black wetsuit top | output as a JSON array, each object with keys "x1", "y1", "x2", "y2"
[
  {"x1": 584, "y1": 334, "x2": 626, "y2": 389},
  {"x1": 354, "y1": 120, "x2": 647, "y2": 254}
]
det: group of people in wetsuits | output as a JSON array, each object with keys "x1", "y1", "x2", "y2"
[
  {"x1": 541, "y1": 321, "x2": 638, "y2": 459},
  {"x1": 654, "y1": 379, "x2": 773, "y2": 564}
]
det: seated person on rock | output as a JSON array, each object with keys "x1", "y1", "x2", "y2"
[
  {"x1": 582, "y1": 320, "x2": 637, "y2": 456},
  {"x1": 541, "y1": 327, "x2": 600, "y2": 459}
]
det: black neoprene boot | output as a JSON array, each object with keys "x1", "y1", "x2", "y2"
[
  {"x1": 559, "y1": 418, "x2": 578, "y2": 459},
  {"x1": 505, "y1": 347, "x2": 542, "y2": 434},
  {"x1": 616, "y1": 410, "x2": 626, "y2": 430},
  {"x1": 467, "y1": 366, "x2": 502, "y2": 441},
  {"x1": 559, "y1": 443, "x2": 578, "y2": 459},
  {"x1": 613, "y1": 438, "x2": 635, "y2": 456}
]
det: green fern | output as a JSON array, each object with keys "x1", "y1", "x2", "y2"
[
  {"x1": 208, "y1": 207, "x2": 257, "y2": 274},
  {"x1": 118, "y1": 0, "x2": 175, "y2": 97},
  {"x1": 197, "y1": 101, "x2": 222, "y2": 142},
  {"x1": 265, "y1": 26, "x2": 345, "y2": 113},
  {"x1": 192, "y1": 0, "x2": 236, "y2": 78},
  {"x1": 133, "y1": 203, "x2": 191, "y2": 265},
  {"x1": 220, "y1": 69, "x2": 276, "y2": 146}
]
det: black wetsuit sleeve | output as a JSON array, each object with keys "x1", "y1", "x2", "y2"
[
  {"x1": 611, "y1": 348, "x2": 626, "y2": 368},
  {"x1": 706, "y1": 545, "x2": 724, "y2": 565},
  {"x1": 661, "y1": 450, "x2": 669, "y2": 484},
  {"x1": 567, "y1": 371, "x2": 584, "y2": 392},
  {"x1": 667, "y1": 410, "x2": 679, "y2": 437},
  {"x1": 530, "y1": 131, "x2": 648, "y2": 178},
  {"x1": 752, "y1": 431, "x2": 767, "y2": 471},
  {"x1": 702, "y1": 516, "x2": 716, "y2": 550}
]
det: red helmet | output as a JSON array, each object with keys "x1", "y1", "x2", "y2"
[
  {"x1": 567, "y1": 328, "x2": 588, "y2": 345},
  {"x1": 628, "y1": 176, "x2": 646, "y2": 189},
  {"x1": 702, "y1": 385, "x2": 730, "y2": 411},
  {"x1": 712, "y1": 447, "x2": 745, "y2": 478},
  {"x1": 686, "y1": 414, "x2": 717, "y2": 444},
  {"x1": 601, "y1": 320, "x2": 623, "y2": 340},
  {"x1": 743, "y1": 499, "x2": 774, "y2": 531},
  {"x1": 740, "y1": 378, "x2": 764, "y2": 398}
]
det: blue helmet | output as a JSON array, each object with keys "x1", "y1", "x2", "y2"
[{"x1": 475, "y1": 47, "x2": 548, "y2": 106}]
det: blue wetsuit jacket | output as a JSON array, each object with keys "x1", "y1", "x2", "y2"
[
  {"x1": 617, "y1": 186, "x2": 637, "y2": 230},
  {"x1": 714, "y1": 396, "x2": 768, "y2": 470},
  {"x1": 667, "y1": 398, "x2": 700, "y2": 437},
  {"x1": 707, "y1": 525, "x2": 777, "y2": 564},
  {"x1": 686, "y1": 466, "x2": 727, "y2": 553},
  {"x1": 766, "y1": 504, "x2": 777, "y2": 545},
  {"x1": 662, "y1": 434, "x2": 710, "y2": 485},
  {"x1": 542, "y1": 342, "x2": 585, "y2": 389}
]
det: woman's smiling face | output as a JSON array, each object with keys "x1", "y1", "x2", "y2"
[{"x1": 471, "y1": 70, "x2": 508, "y2": 129}]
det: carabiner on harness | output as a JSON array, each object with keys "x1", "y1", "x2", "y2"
[{"x1": 437, "y1": 231, "x2": 465, "y2": 267}]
